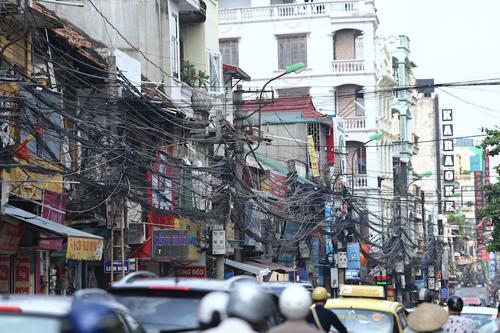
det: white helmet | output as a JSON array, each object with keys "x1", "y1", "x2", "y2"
[
  {"x1": 279, "y1": 284, "x2": 312, "y2": 320},
  {"x1": 198, "y1": 291, "x2": 230, "y2": 328}
]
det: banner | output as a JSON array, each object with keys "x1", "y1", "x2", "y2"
[
  {"x1": 0, "y1": 222, "x2": 23, "y2": 254},
  {"x1": 307, "y1": 135, "x2": 320, "y2": 177},
  {"x1": 66, "y1": 237, "x2": 104, "y2": 260},
  {"x1": 0, "y1": 256, "x2": 10, "y2": 293},
  {"x1": 15, "y1": 257, "x2": 30, "y2": 294},
  {"x1": 39, "y1": 190, "x2": 67, "y2": 250}
]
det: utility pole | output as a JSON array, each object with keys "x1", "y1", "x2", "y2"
[
  {"x1": 421, "y1": 191, "x2": 427, "y2": 250},
  {"x1": 233, "y1": 85, "x2": 244, "y2": 262},
  {"x1": 106, "y1": 52, "x2": 125, "y2": 283}
]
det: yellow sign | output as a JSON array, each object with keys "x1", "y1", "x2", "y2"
[
  {"x1": 307, "y1": 135, "x2": 320, "y2": 177},
  {"x1": 174, "y1": 218, "x2": 200, "y2": 261},
  {"x1": 339, "y1": 284, "x2": 385, "y2": 299},
  {"x1": 66, "y1": 237, "x2": 103, "y2": 261}
]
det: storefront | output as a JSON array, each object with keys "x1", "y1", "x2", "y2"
[{"x1": 0, "y1": 205, "x2": 103, "y2": 294}]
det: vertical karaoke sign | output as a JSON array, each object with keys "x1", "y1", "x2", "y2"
[{"x1": 441, "y1": 109, "x2": 455, "y2": 213}]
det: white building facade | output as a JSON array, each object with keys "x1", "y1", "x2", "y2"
[{"x1": 219, "y1": 0, "x2": 391, "y2": 251}]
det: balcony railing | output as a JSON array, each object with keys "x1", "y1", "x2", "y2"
[
  {"x1": 219, "y1": 1, "x2": 375, "y2": 23},
  {"x1": 344, "y1": 116, "x2": 366, "y2": 130},
  {"x1": 346, "y1": 174, "x2": 369, "y2": 189},
  {"x1": 332, "y1": 59, "x2": 365, "y2": 73}
]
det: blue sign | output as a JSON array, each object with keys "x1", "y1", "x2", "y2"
[
  {"x1": 415, "y1": 279, "x2": 425, "y2": 290},
  {"x1": 104, "y1": 260, "x2": 129, "y2": 274},
  {"x1": 346, "y1": 269, "x2": 360, "y2": 280},
  {"x1": 325, "y1": 201, "x2": 334, "y2": 262},
  {"x1": 347, "y1": 242, "x2": 361, "y2": 270},
  {"x1": 441, "y1": 288, "x2": 449, "y2": 299}
]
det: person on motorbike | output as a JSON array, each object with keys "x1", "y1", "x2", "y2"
[
  {"x1": 198, "y1": 292, "x2": 230, "y2": 331},
  {"x1": 306, "y1": 287, "x2": 347, "y2": 333},
  {"x1": 443, "y1": 295, "x2": 478, "y2": 333},
  {"x1": 407, "y1": 302, "x2": 448, "y2": 333},
  {"x1": 268, "y1": 284, "x2": 321, "y2": 333},
  {"x1": 204, "y1": 281, "x2": 274, "y2": 333}
]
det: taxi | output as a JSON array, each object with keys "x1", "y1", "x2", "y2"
[{"x1": 325, "y1": 285, "x2": 407, "y2": 333}]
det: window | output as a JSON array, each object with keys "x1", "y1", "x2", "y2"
[
  {"x1": 277, "y1": 34, "x2": 307, "y2": 69},
  {"x1": 219, "y1": 39, "x2": 239, "y2": 66},
  {"x1": 171, "y1": 14, "x2": 179, "y2": 78},
  {"x1": 208, "y1": 51, "x2": 223, "y2": 93}
]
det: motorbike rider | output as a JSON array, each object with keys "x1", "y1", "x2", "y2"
[
  {"x1": 198, "y1": 292, "x2": 230, "y2": 331},
  {"x1": 65, "y1": 301, "x2": 127, "y2": 333},
  {"x1": 416, "y1": 288, "x2": 433, "y2": 305},
  {"x1": 204, "y1": 281, "x2": 274, "y2": 333},
  {"x1": 268, "y1": 284, "x2": 321, "y2": 333},
  {"x1": 443, "y1": 295, "x2": 478, "y2": 333},
  {"x1": 307, "y1": 287, "x2": 347, "y2": 333},
  {"x1": 407, "y1": 302, "x2": 448, "y2": 333}
]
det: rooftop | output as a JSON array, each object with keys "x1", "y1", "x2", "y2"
[{"x1": 243, "y1": 96, "x2": 331, "y2": 125}]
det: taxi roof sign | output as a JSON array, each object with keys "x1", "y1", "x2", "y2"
[{"x1": 339, "y1": 284, "x2": 385, "y2": 299}]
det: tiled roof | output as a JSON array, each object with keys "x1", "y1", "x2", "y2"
[{"x1": 243, "y1": 96, "x2": 330, "y2": 125}]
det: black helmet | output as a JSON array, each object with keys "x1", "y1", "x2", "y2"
[
  {"x1": 447, "y1": 295, "x2": 464, "y2": 313},
  {"x1": 417, "y1": 288, "x2": 432, "y2": 304}
]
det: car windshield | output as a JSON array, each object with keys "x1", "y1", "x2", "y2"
[
  {"x1": 114, "y1": 294, "x2": 203, "y2": 333},
  {"x1": 332, "y1": 308, "x2": 394, "y2": 333},
  {"x1": 0, "y1": 314, "x2": 62, "y2": 333},
  {"x1": 462, "y1": 313, "x2": 494, "y2": 328}
]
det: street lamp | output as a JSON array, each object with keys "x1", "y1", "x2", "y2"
[
  {"x1": 245, "y1": 62, "x2": 306, "y2": 158},
  {"x1": 350, "y1": 131, "x2": 383, "y2": 194}
]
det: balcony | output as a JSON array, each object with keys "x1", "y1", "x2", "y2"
[
  {"x1": 393, "y1": 141, "x2": 412, "y2": 161},
  {"x1": 346, "y1": 174, "x2": 369, "y2": 189},
  {"x1": 219, "y1": 1, "x2": 376, "y2": 23},
  {"x1": 344, "y1": 116, "x2": 366, "y2": 130},
  {"x1": 179, "y1": 0, "x2": 206, "y2": 23},
  {"x1": 332, "y1": 59, "x2": 365, "y2": 74}
]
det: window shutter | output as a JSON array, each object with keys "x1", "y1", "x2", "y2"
[
  {"x1": 278, "y1": 38, "x2": 284, "y2": 69},
  {"x1": 232, "y1": 40, "x2": 239, "y2": 66},
  {"x1": 278, "y1": 35, "x2": 307, "y2": 69},
  {"x1": 220, "y1": 40, "x2": 239, "y2": 66}
]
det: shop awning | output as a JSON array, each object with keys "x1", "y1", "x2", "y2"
[
  {"x1": 3, "y1": 205, "x2": 103, "y2": 260},
  {"x1": 225, "y1": 258, "x2": 261, "y2": 275},
  {"x1": 224, "y1": 258, "x2": 294, "y2": 275}
]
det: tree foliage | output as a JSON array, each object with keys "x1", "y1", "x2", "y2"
[{"x1": 480, "y1": 127, "x2": 500, "y2": 251}]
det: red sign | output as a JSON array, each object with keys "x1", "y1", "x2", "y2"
[
  {"x1": 15, "y1": 257, "x2": 30, "y2": 294},
  {"x1": 0, "y1": 256, "x2": 10, "y2": 293},
  {"x1": 175, "y1": 265, "x2": 206, "y2": 278},
  {"x1": 39, "y1": 190, "x2": 67, "y2": 250},
  {"x1": 0, "y1": 223, "x2": 24, "y2": 254}
]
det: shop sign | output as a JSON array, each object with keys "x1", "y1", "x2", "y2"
[
  {"x1": 151, "y1": 229, "x2": 189, "y2": 259},
  {"x1": 346, "y1": 269, "x2": 359, "y2": 280},
  {"x1": 0, "y1": 256, "x2": 10, "y2": 293},
  {"x1": 66, "y1": 237, "x2": 104, "y2": 261},
  {"x1": 307, "y1": 135, "x2": 320, "y2": 177},
  {"x1": 39, "y1": 190, "x2": 66, "y2": 250},
  {"x1": 175, "y1": 265, "x2": 206, "y2": 278},
  {"x1": 0, "y1": 222, "x2": 24, "y2": 254},
  {"x1": 15, "y1": 257, "x2": 30, "y2": 294},
  {"x1": 347, "y1": 242, "x2": 361, "y2": 270},
  {"x1": 212, "y1": 230, "x2": 226, "y2": 255},
  {"x1": 104, "y1": 260, "x2": 129, "y2": 274},
  {"x1": 428, "y1": 277, "x2": 435, "y2": 290}
]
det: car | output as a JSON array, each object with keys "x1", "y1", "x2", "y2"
[
  {"x1": 108, "y1": 271, "x2": 282, "y2": 333},
  {"x1": 0, "y1": 291, "x2": 146, "y2": 333},
  {"x1": 458, "y1": 306, "x2": 497, "y2": 329},
  {"x1": 261, "y1": 281, "x2": 314, "y2": 296},
  {"x1": 325, "y1": 285, "x2": 407, "y2": 333}
]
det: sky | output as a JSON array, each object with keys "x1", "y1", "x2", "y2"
[{"x1": 376, "y1": 0, "x2": 500, "y2": 171}]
